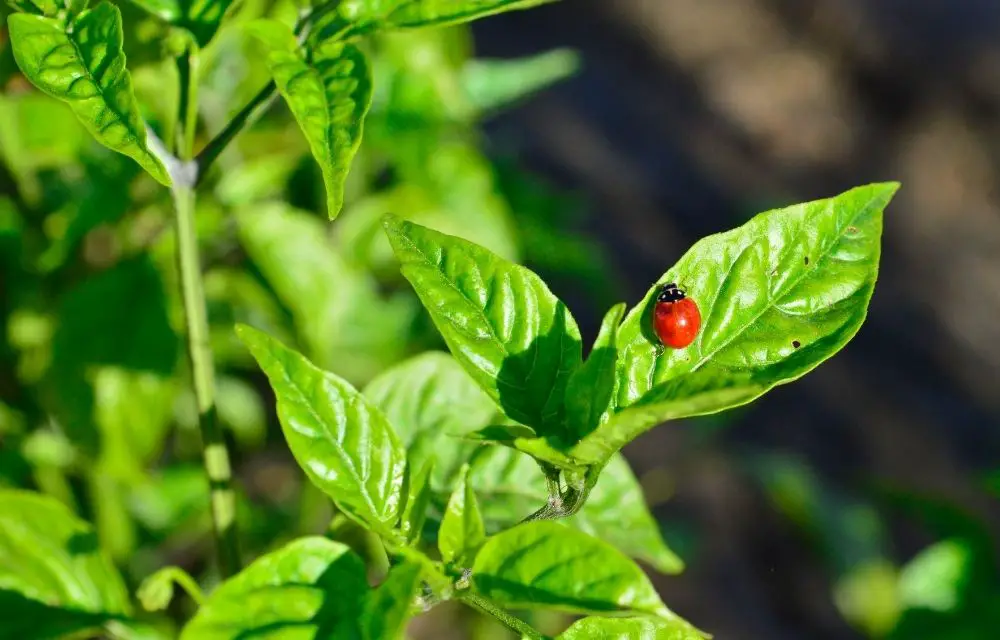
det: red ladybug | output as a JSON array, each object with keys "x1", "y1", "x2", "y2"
[{"x1": 653, "y1": 282, "x2": 701, "y2": 349}]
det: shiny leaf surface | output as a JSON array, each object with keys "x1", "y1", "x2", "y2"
[
  {"x1": 614, "y1": 183, "x2": 897, "y2": 411},
  {"x1": 571, "y1": 370, "x2": 764, "y2": 465},
  {"x1": 252, "y1": 21, "x2": 372, "y2": 219},
  {"x1": 125, "y1": 0, "x2": 236, "y2": 46},
  {"x1": 558, "y1": 615, "x2": 705, "y2": 640},
  {"x1": 471, "y1": 521, "x2": 668, "y2": 616},
  {"x1": 180, "y1": 537, "x2": 368, "y2": 639},
  {"x1": 236, "y1": 325, "x2": 406, "y2": 535},
  {"x1": 383, "y1": 215, "x2": 582, "y2": 436},
  {"x1": 8, "y1": 5, "x2": 171, "y2": 185},
  {"x1": 0, "y1": 490, "x2": 130, "y2": 640},
  {"x1": 438, "y1": 465, "x2": 486, "y2": 565},
  {"x1": 363, "y1": 352, "x2": 497, "y2": 491}
]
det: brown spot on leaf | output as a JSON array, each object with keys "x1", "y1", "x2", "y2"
[
  {"x1": 847, "y1": 226, "x2": 858, "y2": 233},
  {"x1": 792, "y1": 340, "x2": 801, "y2": 349},
  {"x1": 804, "y1": 256, "x2": 810, "y2": 265}
]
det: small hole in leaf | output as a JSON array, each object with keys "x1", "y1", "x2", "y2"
[
  {"x1": 804, "y1": 256, "x2": 810, "y2": 265},
  {"x1": 792, "y1": 340, "x2": 801, "y2": 349}
]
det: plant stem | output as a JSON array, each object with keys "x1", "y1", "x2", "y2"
[
  {"x1": 194, "y1": 80, "x2": 277, "y2": 184},
  {"x1": 459, "y1": 593, "x2": 546, "y2": 640},
  {"x1": 171, "y1": 45, "x2": 241, "y2": 577},
  {"x1": 172, "y1": 183, "x2": 240, "y2": 577}
]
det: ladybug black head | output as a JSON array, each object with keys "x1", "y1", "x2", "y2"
[{"x1": 656, "y1": 282, "x2": 686, "y2": 303}]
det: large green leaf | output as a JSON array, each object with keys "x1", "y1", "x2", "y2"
[
  {"x1": 558, "y1": 616, "x2": 705, "y2": 639},
  {"x1": 237, "y1": 203, "x2": 414, "y2": 383},
  {"x1": 563, "y1": 303, "x2": 625, "y2": 440},
  {"x1": 180, "y1": 537, "x2": 368, "y2": 640},
  {"x1": 125, "y1": 0, "x2": 236, "y2": 46},
  {"x1": 472, "y1": 521, "x2": 668, "y2": 616},
  {"x1": 383, "y1": 215, "x2": 582, "y2": 436},
  {"x1": 7, "y1": 4, "x2": 171, "y2": 185},
  {"x1": 467, "y1": 447, "x2": 683, "y2": 574},
  {"x1": 438, "y1": 465, "x2": 486, "y2": 566},
  {"x1": 236, "y1": 325, "x2": 406, "y2": 535},
  {"x1": 362, "y1": 560, "x2": 423, "y2": 640},
  {"x1": 0, "y1": 489, "x2": 131, "y2": 640},
  {"x1": 614, "y1": 183, "x2": 897, "y2": 412},
  {"x1": 363, "y1": 351, "x2": 497, "y2": 490},
  {"x1": 251, "y1": 21, "x2": 372, "y2": 219}
]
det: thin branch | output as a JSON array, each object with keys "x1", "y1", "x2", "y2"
[{"x1": 459, "y1": 593, "x2": 547, "y2": 640}]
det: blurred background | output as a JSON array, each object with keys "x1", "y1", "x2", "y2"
[{"x1": 1, "y1": 0, "x2": 999, "y2": 638}]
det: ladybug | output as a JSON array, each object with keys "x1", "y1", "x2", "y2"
[{"x1": 653, "y1": 282, "x2": 701, "y2": 349}]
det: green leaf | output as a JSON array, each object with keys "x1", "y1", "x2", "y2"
[
  {"x1": 613, "y1": 183, "x2": 898, "y2": 412},
  {"x1": 461, "y1": 48, "x2": 579, "y2": 115},
  {"x1": 564, "y1": 302, "x2": 625, "y2": 440},
  {"x1": 125, "y1": 0, "x2": 237, "y2": 47},
  {"x1": 0, "y1": 489, "x2": 130, "y2": 640},
  {"x1": 251, "y1": 21, "x2": 372, "y2": 219},
  {"x1": 7, "y1": 5, "x2": 172, "y2": 185},
  {"x1": 570, "y1": 454, "x2": 684, "y2": 575},
  {"x1": 363, "y1": 351, "x2": 498, "y2": 490},
  {"x1": 237, "y1": 203, "x2": 413, "y2": 384},
  {"x1": 362, "y1": 561, "x2": 423, "y2": 640},
  {"x1": 438, "y1": 465, "x2": 486, "y2": 566},
  {"x1": 570, "y1": 369, "x2": 764, "y2": 465},
  {"x1": 137, "y1": 566, "x2": 202, "y2": 612},
  {"x1": 558, "y1": 615, "x2": 705, "y2": 639},
  {"x1": 466, "y1": 447, "x2": 683, "y2": 574},
  {"x1": 898, "y1": 539, "x2": 974, "y2": 613},
  {"x1": 471, "y1": 520, "x2": 668, "y2": 616},
  {"x1": 6, "y1": 0, "x2": 85, "y2": 20},
  {"x1": 383, "y1": 214, "x2": 582, "y2": 436},
  {"x1": 399, "y1": 458, "x2": 434, "y2": 544},
  {"x1": 236, "y1": 325, "x2": 406, "y2": 535},
  {"x1": 180, "y1": 537, "x2": 368, "y2": 640}
]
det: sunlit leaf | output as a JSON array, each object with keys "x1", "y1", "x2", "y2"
[
  {"x1": 125, "y1": 0, "x2": 237, "y2": 46},
  {"x1": 471, "y1": 520, "x2": 669, "y2": 616},
  {"x1": 0, "y1": 489, "x2": 130, "y2": 640},
  {"x1": 461, "y1": 48, "x2": 578, "y2": 115},
  {"x1": 251, "y1": 20, "x2": 372, "y2": 219},
  {"x1": 363, "y1": 351, "x2": 497, "y2": 491},
  {"x1": 614, "y1": 183, "x2": 898, "y2": 412},
  {"x1": 8, "y1": 4, "x2": 172, "y2": 185},
  {"x1": 558, "y1": 615, "x2": 705, "y2": 639},
  {"x1": 236, "y1": 325, "x2": 406, "y2": 536},
  {"x1": 180, "y1": 537, "x2": 368, "y2": 639},
  {"x1": 383, "y1": 215, "x2": 581, "y2": 437}
]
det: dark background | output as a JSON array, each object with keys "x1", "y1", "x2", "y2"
[{"x1": 464, "y1": 1, "x2": 1000, "y2": 638}]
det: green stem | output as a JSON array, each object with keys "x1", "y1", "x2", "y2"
[
  {"x1": 459, "y1": 593, "x2": 546, "y2": 640},
  {"x1": 172, "y1": 183, "x2": 240, "y2": 577},
  {"x1": 170, "y1": 45, "x2": 241, "y2": 577}
]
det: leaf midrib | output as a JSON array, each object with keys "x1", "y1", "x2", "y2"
[
  {"x1": 687, "y1": 192, "x2": 883, "y2": 374},
  {"x1": 270, "y1": 349, "x2": 387, "y2": 526},
  {"x1": 61, "y1": 9, "x2": 147, "y2": 157}
]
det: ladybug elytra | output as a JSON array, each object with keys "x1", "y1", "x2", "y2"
[{"x1": 653, "y1": 282, "x2": 701, "y2": 349}]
